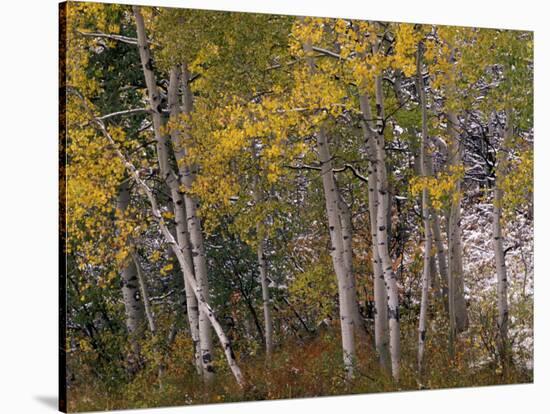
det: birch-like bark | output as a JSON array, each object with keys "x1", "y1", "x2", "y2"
[
  {"x1": 167, "y1": 68, "x2": 202, "y2": 376},
  {"x1": 361, "y1": 108, "x2": 391, "y2": 372},
  {"x1": 493, "y1": 110, "x2": 511, "y2": 369},
  {"x1": 133, "y1": 7, "x2": 215, "y2": 379},
  {"x1": 302, "y1": 32, "x2": 355, "y2": 378},
  {"x1": 363, "y1": 67, "x2": 401, "y2": 381},
  {"x1": 91, "y1": 113, "x2": 246, "y2": 388},
  {"x1": 133, "y1": 253, "x2": 156, "y2": 335},
  {"x1": 447, "y1": 111, "x2": 469, "y2": 339},
  {"x1": 176, "y1": 68, "x2": 215, "y2": 381},
  {"x1": 317, "y1": 127, "x2": 356, "y2": 379},
  {"x1": 116, "y1": 181, "x2": 146, "y2": 373},
  {"x1": 425, "y1": 154, "x2": 449, "y2": 311},
  {"x1": 416, "y1": 45, "x2": 431, "y2": 375},
  {"x1": 253, "y1": 177, "x2": 274, "y2": 359},
  {"x1": 338, "y1": 191, "x2": 365, "y2": 336}
]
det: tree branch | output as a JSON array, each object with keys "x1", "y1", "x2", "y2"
[
  {"x1": 77, "y1": 30, "x2": 139, "y2": 45},
  {"x1": 97, "y1": 108, "x2": 150, "y2": 121}
]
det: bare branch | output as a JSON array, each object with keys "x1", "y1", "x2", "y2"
[
  {"x1": 97, "y1": 108, "x2": 150, "y2": 121},
  {"x1": 77, "y1": 30, "x2": 138, "y2": 45}
]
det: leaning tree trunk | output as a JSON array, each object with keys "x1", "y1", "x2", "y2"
[
  {"x1": 447, "y1": 111, "x2": 469, "y2": 350},
  {"x1": 133, "y1": 7, "x2": 215, "y2": 380},
  {"x1": 359, "y1": 93, "x2": 391, "y2": 374},
  {"x1": 493, "y1": 109, "x2": 512, "y2": 371},
  {"x1": 116, "y1": 181, "x2": 146, "y2": 374},
  {"x1": 416, "y1": 44, "x2": 431, "y2": 375},
  {"x1": 92, "y1": 114, "x2": 246, "y2": 389}
]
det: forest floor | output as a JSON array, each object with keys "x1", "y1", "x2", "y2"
[{"x1": 67, "y1": 323, "x2": 533, "y2": 412}]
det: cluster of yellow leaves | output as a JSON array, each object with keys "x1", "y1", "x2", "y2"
[
  {"x1": 392, "y1": 23, "x2": 423, "y2": 77},
  {"x1": 288, "y1": 256, "x2": 338, "y2": 324},
  {"x1": 410, "y1": 164, "x2": 465, "y2": 210},
  {"x1": 501, "y1": 149, "x2": 533, "y2": 216}
]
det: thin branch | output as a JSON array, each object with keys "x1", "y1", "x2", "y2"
[
  {"x1": 77, "y1": 30, "x2": 138, "y2": 45},
  {"x1": 97, "y1": 108, "x2": 150, "y2": 121},
  {"x1": 311, "y1": 46, "x2": 347, "y2": 60},
  {"x1": 334, "y1": 164, "x2": 369, "y2": 183}
]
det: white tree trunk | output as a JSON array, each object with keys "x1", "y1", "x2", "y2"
[
  {"x1": 253, "y1": 177, "x2": 274, "y2": 359},
  {"x1": 416, "y1": 45, "x2": 431, "y2": 375},
  {"x1": 93, "y1": 114, "x2": 246, "y2": 388},
  {"x1": 493, "y1": 109, "x2": 511, "y2": 369},
  {"x1": 373, "y1": 73, "x2": 400, "y2": 382},
  {"x1": 116, "y1": 181, "x2": 146, "y2": 373},
  {"x1": 338, "y1": 191, "x2": 364, "y2": 336},
  {"x1": 134, "y1": 7, "x2": 214, "y2": 380},
  {"x1": 359, "y1": 93, "x2": 391, "y2": 374},
  {"x1": 447, "y1": 111, "x2": 469, "y2": 341},
  {"x1": 316, "y1": 128, "x2": 356, "y2": 379},
  {"x1": 170, "y1": 61, "x2": 215, "y2": 381},
  {"x1": 167, "y1": 67, "x2": 202, "y2": 376},
  {"x1": 302, "y1": 30, "x2": 355, "y2": 379}
]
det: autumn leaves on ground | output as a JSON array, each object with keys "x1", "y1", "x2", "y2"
[{"x1": 62, "y1": 2, "x2": 533, "y2": 412}]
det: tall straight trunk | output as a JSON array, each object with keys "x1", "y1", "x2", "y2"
[
  {"x1": 338, "y1": 191, "x2": 365, "y2": 336},
  {"x1": 493, "y1": 109, "x2": 511, "y2": 370},
  {"x1": 302, "y1": 29, "x2": 355, "y2": 378},
  {"x1": 256, "y1": 227, "x2": 273, "y2": 358},
  {"x1": 447, "y1": 111, "x2": 469, "y2": 342},
  {"x1": 316, "y1": 128, "x2": 356, "y2": 378},
  {"x1": 253, "y1": 176, "x2": 274, "y2": 359},
  {"x1": 360, "y1": 106, "x2": 391, "y2": 372},
  {"x1": 363, "y1": 67, "x2": 401, "y2": 381},
  {"x1": 116, "y1": 181, "x2": 146, "y2": 373},
  {"x1": 431, "y1": 212, "x2": 449, "y2": 312},
  {"x1": 416, "y1": 45, "x2": 431, "y2": 375},
  {"x1": 133, "y1": 253, "x2": 167, "y2": 383},
  {"x1": 426, "y1": 155, "x2": 449, "y2": 312},
  {"x1": 133, "y1": 7, "x2": 214, "y2": 380},
  {"x1": 94, "y1": 116, "x2": 246, "y2": 388},
  {"x1": 175, "y1": 63, "x2": 214, "y2": 380},
  {"x1": 167, "y1": 68, "x2": 202, "y2": 376}
]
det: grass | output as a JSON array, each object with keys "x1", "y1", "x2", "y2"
[{"x1": 67, "y1": 322, "x2": 533, "y2": 412}]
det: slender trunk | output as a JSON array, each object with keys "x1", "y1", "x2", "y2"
[
  {"x1": 416, "y1": 44, "x2": 431, "y2": 375},
  {"x1": 366, "y1": 68, "x2": 401, "y2": 381},
  {"x1": 133, "y1": 254, "x2": 156, "y2": 334},
  {"x1": 302, "y1": 29, "x2": 355, "y2": 378},
  {"x1": 133, "y1": 253, "x2": 167, "y2": 383},
  {"x1": 95, "y1": 116, "x2": 246, "y2": 388},
  {"x1": 425, "y1": 155, "x2": 449, "y2": 312},
  {"x1": 116, "y1": 181, "x2": 146, "y2": 374},
  {"x1": 447, "y1": 111, "x2": 469, "y2": 341},
  {"x1": 364, "y1": 117, "x2": 391, "y2": 373},
  {"x1": 493, "y1": 109, "x2": 511, "y2": 370},
  {"x1": 133, "y1": 7, "x2": 214, "y2": 380},
  {"x1": 338, "y1": 191, "x2": 365, "y2": 336},
  {"x1": 316, "y1": 128, "x2": 356, "y2": 379},
  {"x1": 167, "y1": 68, "x2": 202, "y2": 376},
  {"x1": 175, "y1": 61, "x2": 215, "y2": 381},
  {"x1": 253, "y1": 176, "x2": 274, "y2": 359},
  {"x1": 256, "y1": 232, "x2": 273, "y2": 358}
]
